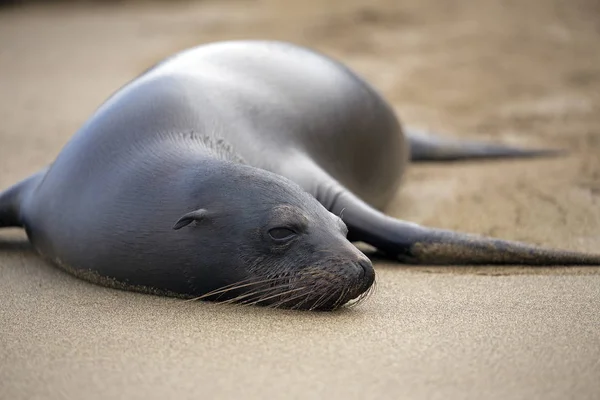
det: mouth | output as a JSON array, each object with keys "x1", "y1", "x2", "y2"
[
  {"x1": 292, "y1": 281, "x2": 377, "y2": 311},
  {"x1": 258, "y1": 262, "x2": 376, "y2": 311},
  {"x1": 186, "y1": 262, "x2": 376, "y2": 311}
]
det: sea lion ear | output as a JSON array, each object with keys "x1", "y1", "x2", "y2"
[{"x1": 172, "y1": 209, "x2": 209, "y2": 230}]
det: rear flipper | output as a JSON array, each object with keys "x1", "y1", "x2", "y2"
[
  {"x1": 0, "y1": 169, "x2": 47, "y2": 228},
  {"x1": 332, "y1": 190, "x2": 600, "y2": 265},
  {"x1": 407, "y1": 127, "x2": 564, "y2": 162}
]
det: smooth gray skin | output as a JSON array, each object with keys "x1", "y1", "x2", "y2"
[{"x1": 1, "y1": 40, "x2": 600, "y2": 310}]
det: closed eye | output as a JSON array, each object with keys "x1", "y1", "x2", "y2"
[{"x1": 268, "y1": 227, "x2": 297, "y2": 241}]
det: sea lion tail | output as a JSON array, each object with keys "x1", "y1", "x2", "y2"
[
  {"x1": 0, "y1": 169, "x2": 47, "y2": 228},
  {"x1": 406, "y1": 128, "x2": 564, "y2": 162}
]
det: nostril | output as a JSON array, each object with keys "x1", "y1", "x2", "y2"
[
  {"x1": 356, "y1": 258, "x2": 372, "y2": 279},
  {"x1": 356, "y1": 263, "x2": 365, "y2": 279}
]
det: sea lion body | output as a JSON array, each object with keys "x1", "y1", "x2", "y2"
[
  {"x1": 105, "y1": 41, "x2": 405, "y2": 209},
  {"x1": 15, "y1": 41, "x2": 387, "y2": 306},
  {"x1": 2, "y1": 40, "x2": 600, "y2": 310}
]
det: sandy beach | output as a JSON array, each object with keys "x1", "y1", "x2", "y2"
[{"x1": 1, "y1": 0, "x2": 599, "y2": 398}]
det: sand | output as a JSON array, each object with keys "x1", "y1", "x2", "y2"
[{"x1": 1, "y1": 0, "x2": 599, "y2": 399}]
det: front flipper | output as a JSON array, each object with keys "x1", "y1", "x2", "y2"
[
  {"x1": 283, "y1": 156, "x2": 600, "y2": 266},
  {"x1": 335, "y1": 190, "x2": 600, "y2": 265}
]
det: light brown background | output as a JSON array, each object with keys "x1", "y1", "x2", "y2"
[{"x1": 1, "y1": 0, "x2": 599, "y2": 399}]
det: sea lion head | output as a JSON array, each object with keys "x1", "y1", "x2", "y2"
[{"x1": 173, "y1": 163, "x2": 375, "y2": 310}]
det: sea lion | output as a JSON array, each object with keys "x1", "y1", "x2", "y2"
[{"x1": 1, "y1": 40, "x2": 599, "y2": 311}]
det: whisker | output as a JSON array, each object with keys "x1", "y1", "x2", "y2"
[
  {"x1": 299, "y1": 268, "x2": 337, "y2": 281},
  {"x1": 183, "y1": 279, "x2": 260, "y2": 302},
  {"x1": 268, "y1": 290, "x2": 312, "y2": 309},
  {"x1": 183, "y1": 276, "x2": 284, "y2": 302},
  {"x1": 332, "y1": 287, "x2": 349, "y2": 309},
  {"x1": 346, "y1": 272, "x2": 378, "y2": 308},
  {"x1": 371, "y1": 277, "x2": 378, "y2": 298},
  {"x1": 227, "y1": 286, "x2": 294, "y2": 309},
  {"x1": 244, "y1": 287, "x2": 308, "y2": 307},
  {"x1": 290, "y1": 292, "x2": 314, "y2": 310},
  {"x1": 346, "y1": 282, "x2": 375, "y2": 308},
  {"x1": 317, "y1": 291, "x2": 340, "y2": 311},
  {"x1": 351, "y1": 288, "x2": 370, "y2": 307},
  {"x1": 309, "y1": 291, "x2": 331, "y2": 311},
  {"x1": 221, "y1": 283, "x2": 293, "y2": 305}
]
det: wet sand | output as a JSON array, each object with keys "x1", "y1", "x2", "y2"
[{"x1": 1, "y1": 0, "x2": 599, "y2": 399}]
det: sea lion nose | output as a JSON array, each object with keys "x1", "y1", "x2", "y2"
[
  {"x1": 345, "y1": 257, "x2": 375, "y2": 300},
  {"x1": 356, "y1": 257, "x2": 374, "y2": 281}
]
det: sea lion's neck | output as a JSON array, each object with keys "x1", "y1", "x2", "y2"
[{"x1": 165, "y1": 131, "x2": 246, "y2": 165}]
